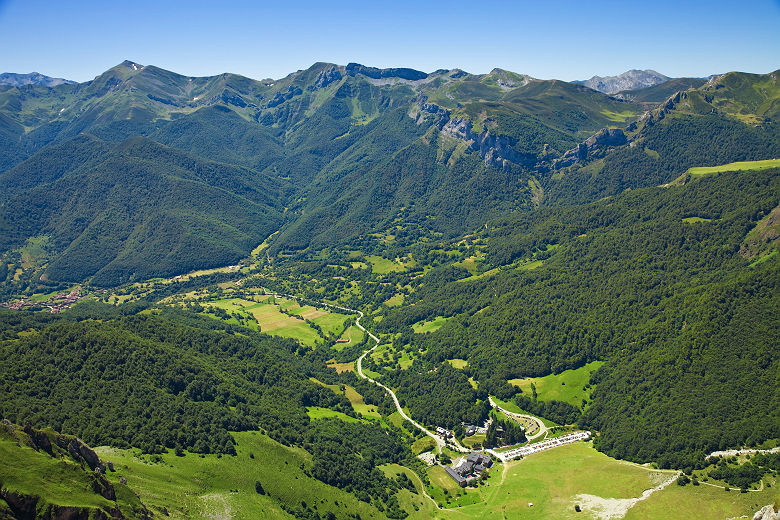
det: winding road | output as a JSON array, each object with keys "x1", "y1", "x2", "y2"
[
  {"x1": 488, "y1": 396, "x2": 548, "y2": 441},
  {"x1": 267, "y1": 292, "x2": 465, "y2": 454}
]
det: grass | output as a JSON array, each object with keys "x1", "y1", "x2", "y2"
[
  {"x1": 682, "y1": 216, "x2": 713, "y2": 223},
  {"x1": 508, "y1": 361, "x2": 604, "y2": 407},
  {"x1": 365, "y1": 255, "x2": 406, "y2": 274},
  {"x1": 447, "y1": 358, "x2": 468, "y2": 369},
  {"x1": 749, "y1": 249, "x2": 777, "y2": 267},
  {"x1": 412, "y1": 316, "x2": 451, "y2": 333},
  {"x1": 383, "y1": 293, "x2": 405, "y2": 307},
  {"x1": 624, "y1": 474, "x2": 777, "y2": 520},
  {"x1": 457, "y1": 267, "x2": 500, "y2": 283},
  {"x1": 306, "y1": 406, "x2": 363, "y2": 423},
  {"x1": 95, "y1": 432, "x2": 387, "y2": 520},
  {"x1": 600, "y1": 108, "x2": 639, "y2": 123},
  {"x1": 411, "y1": 436, "x2": 436, "y2": 455},
  {"x1": 0, "y1": 427, "x2": 146, "y2": 517},
  {"x1": 687, "y1": 158, "x2": 780, "y2": 176},
  {"x1": 326, "y1": 360, "x2": 355, "y2": 373},
  {"x1": 333, "y1": 324, "x2": 364, "y2": 350},
  {"x1": 310, "y1": 311, "x2": 350, "y2": 337}
]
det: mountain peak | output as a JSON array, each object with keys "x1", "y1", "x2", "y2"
[{"x1": 573, "y1": 69, "x2": 670, "y2": 94}]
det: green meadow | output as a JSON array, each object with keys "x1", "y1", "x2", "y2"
[
  {"x1": 508, "y1": 361, "x2": 604, "y2": 407},
  {"x1": 687, "y1": 158, "x2": 780, "y2": 176},
  {"x1": 96, "y1": 432, "x2": 387, "y2": 520},
  {"x1": 412, "y1": 316, "x2": 451, "y2": 333}
]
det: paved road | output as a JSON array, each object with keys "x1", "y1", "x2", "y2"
[
  {"x1": 353, "y1": 310, "x2": 453, "y2": 453},
  {"x1": 488, "y1": 396, "x2": 548, "y2": 441},
  {"x1": 268, "y1": 292, "x2": 456, "y2": 454}
]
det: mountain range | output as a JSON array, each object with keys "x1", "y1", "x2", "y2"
[
  {"x1": 0, "y1": 61, "x2": 778, "y2": 287},
  {"x1": 572, "y1": 69, "x2": 672, "y2": 93},
  {"x1": 0, "y1": 60, "x2": 778, "y2": 519}
]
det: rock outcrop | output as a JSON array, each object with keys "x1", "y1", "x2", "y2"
[
  {"x1": 0, "y1": 489, "x2": 127, "y2": 520},
  {"x1": 753, "y1": 505, "x2": 780, "y2": 520},
  {"x1": 314, "y1": 66, "x2": 342, "y2": 89},
  {"x1": 345, "y1": 63, "x2": 428, "y2": 81},
  {"x1": 552, "y1": 128, "x2": 627, "y2": 169},
  {"x1": 267, "y1": 85, "x2": 303, "y2": 108},
  {"x1": 573, "y1": 69, "x2": 670, "y2": 94},
  {"x1": 441, "y1": 117, "x2": 537, "y2": 170}
]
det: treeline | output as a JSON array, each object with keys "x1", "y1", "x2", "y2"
[{"x1": 545, "y1": 113, "x2": 780, "y2": 206}]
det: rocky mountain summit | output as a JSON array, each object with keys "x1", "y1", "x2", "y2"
[{"x1": 574, "y1": 69, "x2": 670, "y2": 94}]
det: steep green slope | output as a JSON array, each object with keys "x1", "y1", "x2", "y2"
[
  {"x1": 0, "y1": 422, "x2": 150, "y2": 520},
  {"x1": 0, "y1": 135, "x2": 283, "y2": 285},
  {"x1": 377, "y1": 167, "x2": 780, "y2": 467},
  {"x1": 0, "y1": 304, "x2": 421, "y2": 518},
  {"x1": 544, "y1": 70, "x2": 780, "y2": 206}
]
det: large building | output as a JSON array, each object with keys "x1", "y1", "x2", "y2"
[{"x1": 445, "y1": 452, "x2": 493, "y2": 487}]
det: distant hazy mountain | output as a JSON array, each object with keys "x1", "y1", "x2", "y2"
[
  {"x1": 612, "y1": 77, "x2": 708, "y2": 103},
  {"x1": 573, "y1": 69, "x2": 670, "y2": 94},
  {"x1": 0, "y1": 72, "x2": 76, "y2": 87}
]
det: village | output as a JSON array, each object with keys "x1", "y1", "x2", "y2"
[
  {"x1": 431, "y1": 419, "x2": 592, "y2": 486},
  {"x1": 1, "y1": 288, "x2": 85, "y2": 313}
]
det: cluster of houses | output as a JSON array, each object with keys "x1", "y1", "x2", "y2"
[
  {"x1": 445, "y1": 451, "x2": 493, "y2": 487},
  {"x1": 1, "y1": 288, "x2": 83, "y2": 314},
  {"x1": 436, "y1": 427, "x2": 453, "y2": 439}
]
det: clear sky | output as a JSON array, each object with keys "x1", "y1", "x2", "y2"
[{"x1": 1, "y1": 0, "x2": 778, "y2": 83}]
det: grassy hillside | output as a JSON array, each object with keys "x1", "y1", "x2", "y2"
[
  {"x1": 614, "y1": 77, "x2": 708, "y2": 103},
  {"x1": 0, "y1": 422, "x2": 149, "y2": 519}
]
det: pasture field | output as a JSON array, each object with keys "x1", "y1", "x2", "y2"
[
  {"x1": 206, "y1": 298, "x2": 323, "y2": 346},
  {"x1": 682, "y1": 216, "x2": 713, "y2": 223},
  {"x1": 307, "y1": 406, "x2": 363, "y2": 423},
  {"x1": 0, "y1": 427, "x2": 145, "y2": 515},
  {"x1": 383, "y1": 293, "x2": 405, "y2": 307},
  {"x1": 95, "y1": 432, "x2": 384, "y2": 520},
  {"x1": 365, "y1": 255, "x2": 406, "y2": 274},
  {"x1": 508, "y1": 361, "x2": 604, "y2": 407},
  {"x1": 412, "y1": 316, "x2": 451, "y2": 333},
  {"x1": 687, "y1": 158, "x2": 780, "y2": 176}
]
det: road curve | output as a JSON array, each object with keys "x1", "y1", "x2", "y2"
[
  {"x1": 267, "y1": 292, "x2": 454, "y2": 453},
  {"x1": 353, "y1": 310, "x2": 449, "y2": 453},
  {"x1": 488, "y1": 396, "x2": 548, "y2": 441}
]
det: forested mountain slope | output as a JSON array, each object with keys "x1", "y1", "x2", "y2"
[
  {"x1": 0, "y1": 135, "x2": 283, "y2": 285},
  {"x1": 377, "y1": 167, "x2": 779, "y2": 468},
  {"x1": 0, "y1": 63, "x2": 778, "y2": 290}
]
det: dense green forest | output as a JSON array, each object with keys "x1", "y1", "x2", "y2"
[{"x1": 377, "y1": 168, "x2": 779, "y2": 467}]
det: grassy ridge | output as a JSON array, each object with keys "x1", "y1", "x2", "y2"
[{"x1": 687, "y1": 158, "x2": 780, "y2": 176}]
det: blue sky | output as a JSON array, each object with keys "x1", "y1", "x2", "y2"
[{"x1": 1, "y1": 0, "x2": 778, "y2": 82}]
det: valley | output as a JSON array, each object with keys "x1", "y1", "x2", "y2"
[{"x1": 0, "y1": 57, "x2": 778, "y2": 520}]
